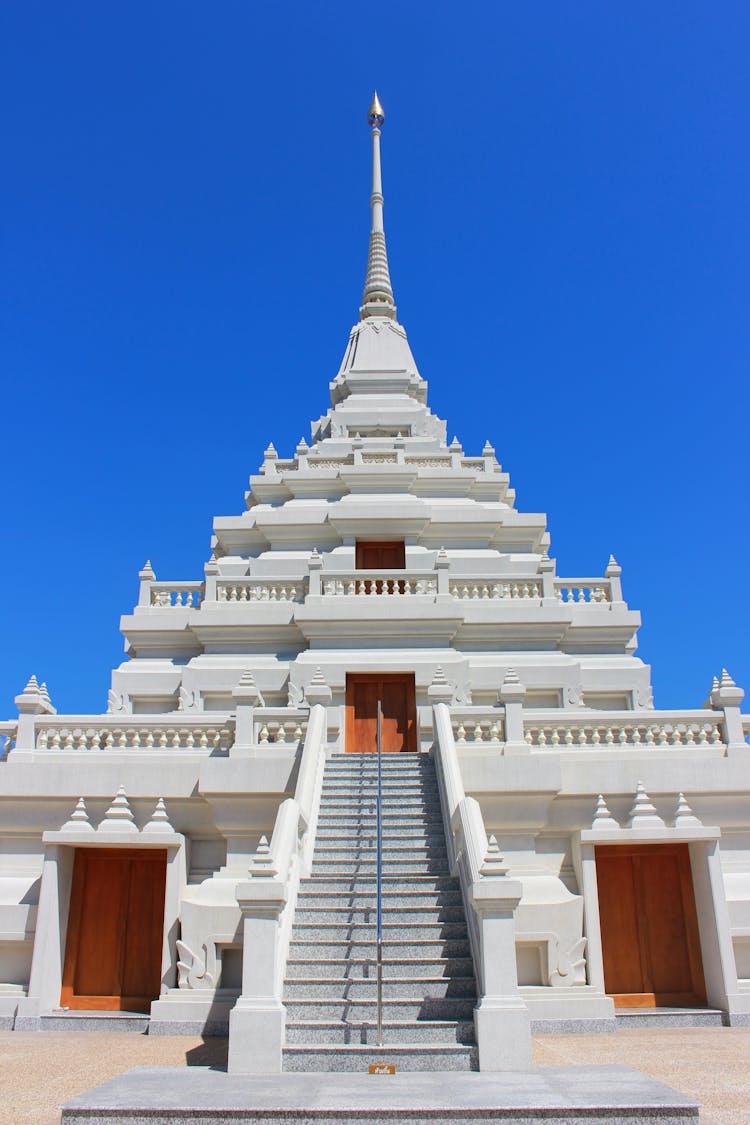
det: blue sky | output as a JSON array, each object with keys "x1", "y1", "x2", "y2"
[{"x1": 1, "y1": 2, "x2": 748, "y2": 713}]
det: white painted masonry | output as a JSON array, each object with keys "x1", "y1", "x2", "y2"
[{"x1": 1, "y1": 99, "x2": 749, "y2": 1073}]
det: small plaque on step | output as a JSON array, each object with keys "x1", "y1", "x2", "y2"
[{"x1": 368, "y1": 1063, "x2": 396, "y2": 1075}]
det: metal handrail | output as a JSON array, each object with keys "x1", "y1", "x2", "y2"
[{"x1": 376, "y1": 698, "x2": 383, "y2": 1047}]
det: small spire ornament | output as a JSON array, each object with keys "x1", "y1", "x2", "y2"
[
  {"x1": 143, "y1": 797, "x2": 173, "y2": 834},
  {"x1": 626, "y1": 781, "x2": 665, "y2": 829},
  {"x1": 480, "y1": 834, "x2": 509, "y2": 877},
  {"x1": 61, "y1": 797, "x2": 95, "y2": 833},
  {"x1": 674, "y1": 792, "x2": 701, "y2": 827},
  {"x1": 100, "y1": 785, "x2": 138, "y2": 833},
  {"x1": 590, "y1": 795, "x2": 620, "y2": 831}
]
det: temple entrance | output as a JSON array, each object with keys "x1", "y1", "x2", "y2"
[
  {"x1": 596, "y1": 843, "x2": 706, "y2": 1007},
  {"x1": 345, "y1": 673, "x2": 417, "y2": 753},
  {"x1": 61, "y1": 848, "x2": 167, "y2": 1012}
]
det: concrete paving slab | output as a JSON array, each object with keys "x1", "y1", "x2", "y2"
[{"x1": 61, "y1": 1065, "x2": 698, "y2": 1124}]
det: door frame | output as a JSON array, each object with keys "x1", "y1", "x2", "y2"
[
  {"x1": 575, "y1": 825, "x2": 742, "y2": 1020},
  {"x1": 594, "y1": 841, "x2": 706, "y2": 1007},
  {"x1": 345, "y1": 672, "x2": 417, "y2": 753},
  {"x1": 61, "y1": 847, "x2": 168, "y2": 1011},
  {"x1": 16, "y1": 830, "x2": 186, "y2": 1022}
]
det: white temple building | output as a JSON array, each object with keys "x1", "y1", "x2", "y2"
[{"x1": 1, "y1": 95, "x2": 749, "y2": 1074}]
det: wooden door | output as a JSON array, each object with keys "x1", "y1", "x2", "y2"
[
  {"x1": 355, "y1": 541, "x2": 405, "y2": 570},
  {"x1": 61, "y1": 848, "x2": 167, "y2": 1012},
  {"x1": 596, "y1": 843, "x2": 706, "y2": 1007},
  {"x1": 346, "y1": 673, "x2": 417, "y2": 753}
]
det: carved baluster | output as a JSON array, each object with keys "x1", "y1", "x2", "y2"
[
  {"x1": 645, "y1": 727, "x2": 655, "y2": 745},
  {"x1": 577, "y1": 727, "x2": 587, "y2": 746},
  {"x1": 591, "y1": 727, "x2": 601, "y2": 745},
  {"x1": 455, "y1": 723, "x2": 466, "y2": 743},
  {"x1": 537, "y1": 728, "x2": 547, "y2": 747},
  {"x1": 564, "y1": 728, "x2": 574, "y2": 745},
  {"x1": 550, "y1": 728, "x2": 560, "y2": 746}
]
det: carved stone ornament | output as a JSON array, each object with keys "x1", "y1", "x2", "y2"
[{"x1": 176, "y1": 939, "x2": 217, "y2": 990}]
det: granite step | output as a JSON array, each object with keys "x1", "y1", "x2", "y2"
[
  {"x1": 283, "y1": 978, "x2": 476, "y2": 1001},
  {"x1": 289, "y1": 939, "x2": 472, "y2": 959},
  {"x1": 295, "y1": 889, "x2": 464, "y2": 908},
  {"x1": 284, "y1": 998, "x2": 477, "y2": 1021},
  {"x1": 284, "y1": 1019, "x2": 476, "y2": 1045},
  {"x1": 290, "y1": 923, "x2": 468, "y2": 942},
  {"x1": 293, "y1": 906, "x2": 467, "y2": 924},
  {"x1": 282, "y1": 1043, "x2": 478, "y2": 1072},
  {"x1": 310, "y1": 863, "x2": 451, "y2": 876},
  {"x1": 300, "y1": 876, "x2": 460, "y2": 893},
  {"x1": 285, "y1": 957, "x2": 475, "y2": 980}
]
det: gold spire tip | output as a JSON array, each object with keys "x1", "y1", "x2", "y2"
[{"x1": 367, "y1": 91, "x2": 385, "y2": 129}]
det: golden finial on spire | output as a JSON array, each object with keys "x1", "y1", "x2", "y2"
[{"x1": 367, "y1": 91, "x2": 385, "y2": 129}]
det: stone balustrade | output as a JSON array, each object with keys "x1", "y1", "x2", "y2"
[
  {"x1": 216, "y1": 579, "x2": 305, "y2": 604},
  {"x1": 360, "y1": 452, "x2": 397, "y2": 464},
  {"x1": 523, "y1": 711, "x2": 724, "y2": 749},
  {"x1": 405, "y1": 455, "x2": 452, "y2": 468},
  {"x1": 34, "y1": 716, "x2": 234, "y2": 753},
  {"x1": 321, "y1": 571, "x2": 437, "y2": 597},
  {"x1": 449, "y1": 579, "x2": 542, "y2": 600},
  {"x1": 254, "y1": 709, "x2": 309, "y2": 745},
  {"x1": 554, "y1": 580, "x2": 611, "y2": 604},
  {"x1": 150, "y1": 582, "x2": 204, "y2": 608},
  {"x1": 451, "y1": 710, "x2": 505, "y2": 745}
]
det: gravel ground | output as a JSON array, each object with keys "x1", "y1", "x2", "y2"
[{"x1": 0, "y1": 1027, "x2": 748, "y2": 1125}]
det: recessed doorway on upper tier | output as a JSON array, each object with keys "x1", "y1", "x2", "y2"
[
  {"x1": 355, "y1": 540, "x2": 405, "y2": 570},
  {"x1": 345, "y1": 672, "x2": 417, "y2": 753}
]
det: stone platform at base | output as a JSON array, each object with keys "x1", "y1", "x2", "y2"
[{"x1": 61, "y1": 1065, "x2": 698, "y2": 1124}]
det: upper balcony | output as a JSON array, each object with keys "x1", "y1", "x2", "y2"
[{"x1": 121, "y1": 555, "x2": 640, "y2": 654}]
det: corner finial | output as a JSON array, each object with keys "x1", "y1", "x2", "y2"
[
  {"x1": 367, "y1": 91, "x2": 385, "y2": 129},
  {"x1": 360, "y1": 92, "x2": 396, "y2": 321}
]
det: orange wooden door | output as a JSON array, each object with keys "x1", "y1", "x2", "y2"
[
  {"x1": 355, "y1": 541, "x2": 405, "y2": 570},
  {"x1": 596, "y1": 843, "x2": 706, "y2": 1007},
  {"x1": 61, "y1": 848, "x2": 167, "y2": 1012},
  {"x1": 346, "y1": 673, "x2": 417, "y2": 753}
]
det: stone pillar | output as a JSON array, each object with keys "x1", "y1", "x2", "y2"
[
  {"x1": 498, "y1": 669, "x2": 527, "y2": 755},
  {"x1": 231, "y1": 671, "x2": 263, "y2": 757},
  {"x1": 204, "y1": 556, "x2": 219, "y2": 602},
  {"x1": 605, "y1": 555, "x2": 624, "y2": 608},
  {"x1": 470, "y1": 875, "x2": 531, "y2": 1070},
  {"x1": 138, "y1": 560, "x2": 156, "y2": 607},
  {"x1": 712, "y1": 671, "x2": 746, "y2": 755},
  {"x1": 228, "y1": 878, "x2": 288, "y2": 1074},
  {"x1": 538, "y1": 554, "x2": 557, "y2": 606},
  {"x1": 435, "y1": 546, "x2": 450, "y2": 598},
  {"x1": 308, "y1": 547, "x2": 323, "y2": 597},
  {"x1": 13, "y1": 676, "x2": 55, "y2": 752}
]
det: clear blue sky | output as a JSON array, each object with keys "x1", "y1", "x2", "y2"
[{"x1": 1, "y1": 2, "x2": 748, "y2": 714}]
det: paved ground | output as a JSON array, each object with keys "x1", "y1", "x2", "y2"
[{"x1": 0, "y1": 1027, "x2": 748, "y2": 1125}]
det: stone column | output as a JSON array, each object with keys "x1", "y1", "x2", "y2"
[
  {"x1": 470, "y1": 875, "x2": 531, "y2": 1070},
  {"x1": 499, "y1": 669, "x2": 527, "y2": 755},
  {"x1": 231, "y1": 672, "x2": 263, "y2": 757},
  {"x1": 228, "y1": 877, "x2": 288, "y2": 1074}
]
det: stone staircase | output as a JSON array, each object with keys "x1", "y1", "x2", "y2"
[{"x1": 282, "y1": 753, "x2": 479, "y2": 1071}]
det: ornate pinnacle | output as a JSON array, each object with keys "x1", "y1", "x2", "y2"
[
  {"x1": 367, "y1": 91, "x2": 385, "y2": 129},
  {"x1": 360, "y1": 92, "x2": 396, "y2": 321}
]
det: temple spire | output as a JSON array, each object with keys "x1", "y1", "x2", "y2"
[{"x1": 360, "y1": 92, "x2": 397, "y2": 321}]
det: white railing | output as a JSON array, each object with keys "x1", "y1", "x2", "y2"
[
  {"x1": 308, "y1": 457, "x2": 353, "y2": 470},
  {"x1": 451, "y1": 709, "x2": 505, "y2": 745},
  {"x1": 216, "y1": 579, "x2": 305, "y2": 603},
  {"x1": 34, "y1": 715, "x2": 234, "y2": 753},
  {"x1": 432, "y1": 702, "x2": 530, "y2": 1068},
  {"x1": 0, "y1": 721, "x2": 17, "y2": 759},
  {"x1": 522, "y1": 709, "x2": 724, "y2": 749},
  {"x1": 322, "y1": 571, "x2": 437, "y2": 597},
  {"x1": 361, "y1": 452, "x2": 398, "y2": 464},
  {"x1": 150, "y1": 581, "x2": 204, "y2": 608},
  {"x1": 254, "y1": 709, "x2": 309, "y2": 745},
  {"x1": 554, "y1": 580, "x2": 611, "y2": 604},
  {"x1": 405, "y1": 455, "x2": 452, "y2": 468},
  {"x1": 450, "y1": 579, "x2": 541, "y2": 600}
]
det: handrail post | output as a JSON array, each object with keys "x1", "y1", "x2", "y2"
[{"x1": 376, "y1": 698, "x2": 383, "y2": 1047}]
